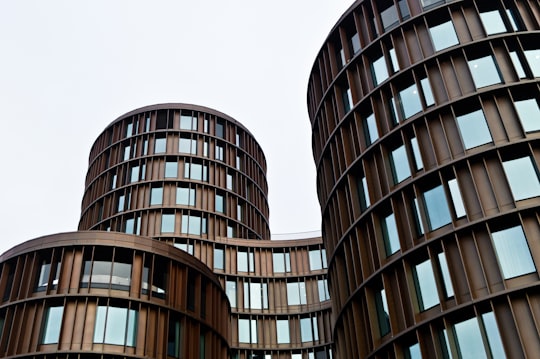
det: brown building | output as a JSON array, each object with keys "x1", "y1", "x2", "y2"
[
  {"x1": 308, "y1": 0, "x2": 540, "y2": 358},
  {"x1": 0, "y1": 104, "x2": 333, "y2": 359}
]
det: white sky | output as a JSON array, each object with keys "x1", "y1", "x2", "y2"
[{"x1": 0, "y1": 1, "x2": 354, "y2": 254}]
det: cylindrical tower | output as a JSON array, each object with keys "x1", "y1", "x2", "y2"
[
  {"x1": 78, "y1": 103, "x2": 270, "y2": 242},
  {"x1": 308, "y1": 0, "x2": 540, "y2": 357}
]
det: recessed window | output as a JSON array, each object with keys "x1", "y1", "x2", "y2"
[
  {"x1": 390, "y1": 144, "x2": 411, "y2": 184},
  {"x1": 502, "y1": 156, "x2": 540, "y2": 201},
  {"x1": 411, "y1": 137, "x2": 423, "y2": 170},
  {"x1": 238, "y1": 318, "x2": 257, "y2": 344},
  {"x1": 165, "y1": 161, "x2": 178, "y2": 178},
  {"x1": 480, "y1": 10, "x2": 507, "y2": 35},
  {"x1": 161, "y1": 213, "x2": 175, "y2": 233},
  {"x1": 287, "y1": 281, "x2": 307, "y2": 305},
  {"x1": 226, "y1": 281, "x2": 236, "y2": 307},
  {"x1": 407, "y1": 343, "x2": 421, "y2": 359},
  {"x1": 130, "y1": 166, "x2": 139, "y2": 183},
  {"x1": 421, "y1": 0, "x2": 444, "y2": 8},
  {"x1": 423, "y1": 185, "x2": 452, "y2": 230},
  {"x1": 363, "y1": 113, "x2": 379, "y2": 145},
  {"x1": 376, "y1": 289, "x2": 391, "y2": 336},
  {"x1": 382, "y1": 213, "x2": 400, "y2": 256},
  {"x1": 398, "y1": 83, "x2": 422, "y2": 119},
  {"x1": 448, "y1": 178, "x2": 466, "y2": 218},
  {"x1": 181, "y1": 214, "x2": 206, "y2": 235},
  {"x1": 273, "y1": 252, "x2": 291, "y2": 273},
  {"x1": 94, "y1": 306, "x2": 137, "y2": 346},
  {"x1": 509, "y1": 51, "x2": 527, "y2": 78},
  {"x1": 123, "y1": 146, "x2": 131, "y2": 161},
  {"x1": 389, "y1": 47, "x2": 399, "y2": 73},
  {"x1": 515, "y1": 98, "x2": 540, "y2": 132},
  {"x1": 216, "y1": 121, "x2": 225, "y2": 138},
  {"x1": 342, "y1": 86, "x2": 353, "y2": 113},
  {"x1": 213, "y1": 247, "x2": 224, "y2": 270},
  {"x1": 179, "y1": 138, "x2": 197, "y2": 154},
  {"x1": 438, "y1": 252, "x2": 454, "y2": 297},
  {"x1": 300, "y1": 317, "x2": 319, "y2": 343},
  {"x1": 244, "y1": 282, "x2": 268, "y2": 309},
  {"x1": 468, "y1": 55, "x2": 501, "y2": 88},
  {"x1": 491, "y1": 225, "x2": 535, "y2": 279},
  {"x1": 125, "y1": 123, "x2": 133, "y2": 138},
  {"x1": 276, "y1": 319, "x2": 290, "y2": 344},
  {"x1": 215, "y1": 193, "x2": 224, "y2": 213},
  {"x1": 35, "y1": 259, "x2": 60, "y2": 291},
  {"x1": 180, "y1": 114, "x2": 197, "y2": 131},
  {"x1": 309, "y1": 249, "x2": 327, "y2": 270},
  {"x1": 215, "y1": 144, "x2": 224, "y2": 161},
  {"x1": 358, "y1": 174, "x2": 371, "y2": 210},
  {"x1": 318, "y1": 279, "x2": 330, "y2": 302},
  {"x1": 452, "y1": 313, "x2": 505, "y2": 359},
  {"x1": 420, "y1": 77, "x2": 435, "y2": 107},
  {"x1": 176, "y1": 187, "x2": 195, "y2": 206},
  {"x1": 167, "y1": 320, "x2": 182, "y2": 358},
  {"x1": 154, "y1": 137, "x2": 166, "y2": 153},
  {"x1": 524, "y1": 49, "x2": 540, "y2": 77},
  {"x1": 413, "y1": 259, "x2": 439, "y2": 311},
  {"x1": 456, "y1": 109, "x2": 492, "y2": 149},
  {"x1": 150, "y1": 187, "x2": 163, "y2": 205},
  {"x1": 184, "y1": 163, "x2": 208, "y2": 181},
  {"x1": 371, "y1": 55, "x2": 389, "y2": 86},
  {"x1": 237, "y1": 250, "x2": 254, "y2": 272},
  {"x1": 429, "y1": 20, "x2": 459, "y2": 52},
  {"x1": 350, "y1": 32, "x2": 361, "y2": 55},
  {"x1": 379, "y1": 1, "x2": 399, "y2": 30},
  {"x1": 226, "y1": 173, "x2": 233, "y2": 190},
  {"x1": 41, "y1": 306, "x2": 64, "y2": 344},
  {"x1": 117, "y1": 195, "x2": 125, "y2": 212}
]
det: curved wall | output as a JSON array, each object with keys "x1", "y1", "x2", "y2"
[{"x1": 308, "y1": 0, "x2": 540, "y2": 357}]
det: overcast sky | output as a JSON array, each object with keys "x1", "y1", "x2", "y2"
[{"x1": 0, "y1": 1, "x2": 353, "y2": 254}]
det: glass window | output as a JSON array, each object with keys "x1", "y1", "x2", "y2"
[
  {"x1": 226, "y1": 280, "x2": 237, "y2": 307},
  {"x1": 414, "y1": 259, "x2": 439, "y2": 310},
  {"x1": 309, "y1": 249, "x2": 325, "y2": 270},
  {"x1": 154, "y1": 137, "x2": 166, "y2": 153},
  {"x1": 181, "y1": 214, "x2": 206, "y2": 235},
  {"x1": 215, "y1": 194, "x2": 224, "y2": 213},
  {"x1": 420, "y1": 77, "x2": 435, "y2": 107},
  {"x1": 35, "y1": 260, "x2": 60, "y2": 291},
  {"x1": 318, "y1": 279, "x2": 331, "y2": 302},
  {"x1": 227, "y1": 225, "x2": 234, "y2": 238},
  {"x1": 273, "y1": 252, "x2": 291, "y2": 273},
  {"x1": 389, "y1": 47, "x2": 399, "y2": 72},
  {"x1": 482, "y1": 312, "x2": 506, "y2": 358},
  {"x1": 371, "y1": 55, "x2": 389, "y2": 86},
  {"x1": 411, "y1": 137, "x2": 423, "y2": 170},
  {"x1": 524, "y1": 49, "x2": 540, "y2": 77},
  {"x1": 380, "y1": 2, "x2": 399, "y2": 30},
  {"x1": 468, "y1": 55, "x2": 501, "y2": 88},
  {"x1": 94, "y1": 306, "x2": 137, "y2": 346},
  {"x1": 216, "y1": 122, "x2": 225, "y2": 138},
  {"x1": 237, "y1": 204, "x2": 242, "y2": 220},
  {"x1": 342, "y1": 86, "x2": 353, "y2": 113},
  {"x1": 421, "y1": 0, "x2": 444, "y2": 8},
  {"x1": 176, "y1": 187, "x2": 195, "y2": 206},
  {"x1": 214, "y1": 247, "x2": 224, "y2": 270},
  {"x1": 287, "y1": 281, "x2": 307, "y2": 305},
  {"x1": 448, "y1": 178, "x2": 466, "y2": 218},
  {"x1": 167, "y1": 320, "x2": 182, "y2": 358},
  {"x1": 226, "y1": 174, "x2": 233, "y2": 190},
  {"x1": 165, "y1": 161, "x2": 178, "y2": 178},
  {"x1": 390, "y1": 144, "x2": 411, "y2": 183},
  {"x1": 376, "y1": 289, "x2": 391, "y2": 336},
  {"x1": 244, "y1": 282, "x2": 268, "y2": 309},
  {"x1": 238, "y1": 318, "x2": 257, "y2": 343},
  {"x1": 41, "y1": 306, "x2": 63, "y2": 344},
  {"x1": 215, "y1": 144, "x2": 224, "y2": 161},
  {"x1": 174, "y1": 242, "x2": 193, "y2": 255},
  {"x1": 150, "y1": 187, "x2": 163, "y2": 205},
  {"x1": 480, "y1": 10, "x2": 507, "y2": 35},
  {"x1": 237, "y1": 250, "x2": 254, "y2": 272},
  {"x1": 399, "y1": 83, "x2": 423, "y2": 119},
  {"x1": 453, "y1": 317, "x2": 486, "y2": 359},
  {"x1": 382, "y1": 213, "x2": 400, "y2": 256},
  {"x1": 407, "y1": 343, "x2": 421, "y2": 359},
  {"x1": 300, "y1": 317, "x2": 314, "y2": 342},
  {"x1": 184, "y1": 163, "x2": 207, "y2": 181},
  {"x1": 180, "y1": 114, "x2": 197, "y2": 130},
  {"x1": 123, "y1": 146, "x2": 130, "y2": 161},
  {"x1": 350, "y1": 32, "x2": 361, "y2": 55},
  {"x1": 423, "y1": 185, "x2": 452, "y2": 230},
  {"x1": 456, "y1": 109, "x2": 492, "y2": 149},
  {"x1": 515, "y1": 98, "x2": 540, "y2": 132},
  {"x1": 502, "y1": 156, "x2": 540, "y2": 201},
  {"x1": 491, "y1": 225, "x2": 535, "y2": 279},
  {"x1": 364, "y1": 113, "x2": 379, "y2": 145},
  {"x1": 161, "y1": 213, "x2": 175, "y2": 233},
  {"x1": 510, "y1": 51, "x2": 527, "y2": 78},
  {"x1": 429, "y1": 21, "x2": 459, "y2": 51},
  {"x1": 130, "y1": 166, "x2": 139, "y2": 183},
  {"x1": 179, "y1": 138, "x2": 197, "y2": 154},
  {"x1": 438, "y1": 252, "x2": 454, "y2": 297},
  {"x1": 358, "y1": 175, "x2": 371, "y2": 210},
  {"x1": 276, "y1": 319, "x2": 290, "y2": 344}
]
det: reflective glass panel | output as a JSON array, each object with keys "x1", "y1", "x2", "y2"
[
  {"x1": 226, "y1": 280, "x2": 236, "y2": 307},
  {"x1": 480, "y1": 10, "x2": 507, "y2": 35},
  {"x1": 448, "y1": 178, "x2": 466, "y2": 218},
  {"x1": 502, "y1": 156, "x2": 540, "y2": 200},
  {"x1": 359, "y1": 175, "x2": 370, "y2": 210},
  {"x1": 364, "y1": 113, "x2": 379, "y2": 145},
  {"x1": 372, "y1": 55, "x2": 389, "y2": 85},
  {"x1": 215, "y1": 194, "x2": 224, "y2": 213},
  {"x1": 399, "y1": 83, "x2": 422, "y2": 119},
  {"x1": 408, "y1": 343, "x2": 421, "y2": 359},
  {"x1": 380, "y1": 4, "x2": 399, "y2": 30},
  {"x1": 468, "y1": 55, "x2": 501, "y2": 88},
  {"x1": 41, "y1": 306, "x2": 63, "y2": 344},
  {"x1": 161, "y1": 214, "x2": 175, "y2": 233},
  {"x1": 150, "y1": 187, "x2": 163, "y2": 205},
  {"x1": 423, "y1": 185, "x2": 451, "y2": 230},
  {"x1": 510, "y1": 51, "x2": 526, "y2": 78},
  {"x1": 383, "y1": 213, "x2": 400, "y2": 255},
  {"x1": 454, "y1": 317, "x2": 486, "y2": 359},
  {"x1": 350, "y1": 33, "x2": 361, "y2": 55},
  {"x1": 165, "y1": 162, "x2": 178, "y2": 178},
  {"x1": 414, "y1": 259, "x2": 439, "y2": 310},
  {"x1": 420, "y1": 77, "x2": 435, "y2": 106},
  {"x1": 390, "y1": 145, "x2": 411, "y2": 183},
  {"x1": 482, "y1": 312, "x2": 506, "y2": 359},
  {"x1": 376, "y1": 289, "x2": 391, "y2": 336},
  {"x1": 301, "y1": 317, "x2": 313, "y2": 342},
  {"x1": 411, "y1": 137, "x2": 423, "y2": 170},
  {"x1": 276, "y1": 319, "x2": 290, "y2": 344},
  {"x1": 524, "y1": 49, "x2": 540, "y2": 77},
  {"x1": 438, "y1": 252, "x2": 454, "y2": 297},
  {"x1": 429, "y1": 21, "x2": 459, "y2": 51},
  {"x1": 309, "y1": 249, "x2": 323, "y2": 270},
  {"x1": 154, "y1": 138, "x2": 166, "y2": 153},
  {"x1": 515, "y1": 99, "x2": 540, "y2": 132},
  {"x1": 491, "y1": 225, "x2": 535, "y2": 279},
  {"x1": 318, "y1": 279, "x2": 330, "y2": 302},
  {"x1": 214, "y1": 248, "x2": 224, "y2": 270},
  {"x1": 176, "y1": 187, "x2": 195, "y2": 206},
  {"x1": 456, "y1": 109, "x2": 492, "y2": 149}
]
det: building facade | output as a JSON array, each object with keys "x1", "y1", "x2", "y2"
[
  {"x1": 308, "y1": 0, "x2": 540, "y2": 358},
  {"x1": 0, "y1": 104, "x2": 333, "y2": 359}
]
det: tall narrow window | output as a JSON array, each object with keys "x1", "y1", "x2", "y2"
[
  {"x1": 398, "y1": 83, "x2": 422, "y2": 119},
  {"x1": 287, "y1": 281, "x2": 307, "y2": 305},
  {"x1": 468, "y1": 55, "x2": 501, "y2": 88},
  {"x1": 502, "y1": 156, "x2": 540, "y2": 201},
  {"x1": 438, "y1": 252, "x2": 454, "y2": 297},
  {"x1": 411, "y1": 137, "x2": 423, "y2": 170},
  {"x1": 41, "y1": 306, "x2": 64, "y2": 344},
  {"x1": 423, "y1": 185, "x2": 452, "y2": 230},
  {"x1": 150, "y1": 187, "x2": 163, "y2": 205},
  {"x1": 420, "y1": 77, "x2": 435, "y2": 107},
  {"x1": 371, "y1": 55, "x2": 389, "y2": 85},
  {"x1": 510, "y1": 51, "x2": 527, "y2": 78},
  {"x1": 161, "y1": 213, "x2": 175, "y2": 233},
  {"x1": 376, "y1": 289, "x2": 391, "y2": 336},
  {"x1": 214, "y1": 247, "x2": 224, "y2": 270},
  {"x1": 350, "y1": 32, "x2": 361, "y2": 55},
  {"x1": 413, "y1": 259, "x2": 439, "y2": 310},
  {"x1": 318, "y1": 279, "x2": 331, "y2": 302},
  {"x1": 226, "y1": 280, "x2": 236, "y2": 307},
  {"x1": 342, "y1": 86, "x2": 353, "y2": 113},
  {"x1": 382, "y1": 213, "x2": 400, "y2": 256},
  {"x1": 456, "y1": 109, "x2": 492, "y2": 149},
  {"x1": 276, "y1": 319, "x2": 290, "y2": 344},
  {"x1": 390, "y1": 144, "x2": 411, "y2": 184},
  {"x1": 238, "y1": 319, "x2": 257, "y2": 344},
  {"x1": 448, "y1": 178, "x2": 466, "y2": 218},
  {"x1": 491, "y1": 225, "x2": 535, "y2": 279},
  {"x1": 215, "y1": 194, "x2": 224, "y2": 213},
  {"x1": 358, "y1": 175, "x2": 371, "y2": 210},
  {"x1": 364, "y1": 113, "x2": 379, "y2": 145},
  {"x1": 167, "y1": 320, "x2": 182, "y2": 358}
]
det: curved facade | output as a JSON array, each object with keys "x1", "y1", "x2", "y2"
[
  {"x1": 0, "y1": 231, "x2": 230, "y2": 359},
  {"x1": 308, "y1": 0, "x2": 540, "y2": 358},
  {"x1": 79, "y1": 103, "x2": 270, "y2": 241}
]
